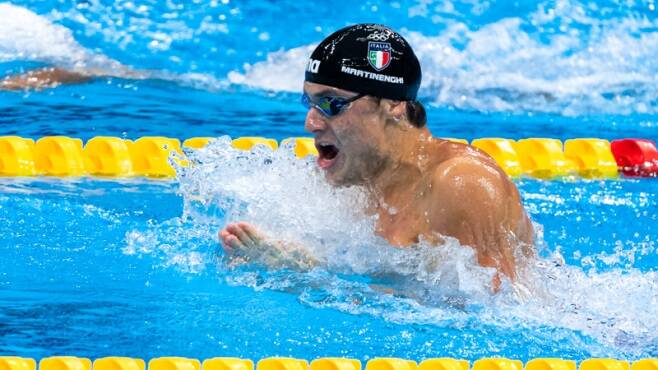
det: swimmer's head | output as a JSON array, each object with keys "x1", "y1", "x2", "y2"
[
  {"x1": 303, "y1": 24, "x2": 426, "y2": 186},
  {"x1": 304, "y1": 24, "x2": 421, "y2": 101}
]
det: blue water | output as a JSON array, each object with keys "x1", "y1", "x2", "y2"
[{"x1": 1, "y1": 0, "x2": 658, "y2": 363}]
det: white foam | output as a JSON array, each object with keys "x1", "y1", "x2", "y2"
[
  {"x1": 0, "y1": 3, "x2": 225, "y2": 89},
  {"x1": 0, "y1": 2, "x2": 126, "y2": 74},
  {"x1": 5, "y1": 1, "x2": 657, "y2": 115},
  {"x1": 160, "y1": 139, "x2": 658, "y2": 357},
  {"x1": 227, "y1": 6, "x2": 658, "y2": 115},
  {"x1": 227, "y1": 44, "x2": 316, "y2": 92},
  {"x1": 174, "y1": 138, "x2": 497, "y2": 297},
  {"x1": 123, "y1": 217, "x2": 215, "y2": 274}
]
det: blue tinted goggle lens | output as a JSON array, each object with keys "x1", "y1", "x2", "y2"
[{"x1": 301, "y1": 93, "x2": 365, "y2": 117}]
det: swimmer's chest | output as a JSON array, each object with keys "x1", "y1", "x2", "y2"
[
  {"x1": 373, "y1": 161, "x2": 446, "y2": 247},
  {"x1": 374, "y1": 201, "x2": 433, "y2": 247}
]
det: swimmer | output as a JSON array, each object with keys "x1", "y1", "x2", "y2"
[
  {"x1": 0, "y1": 68, "x2": 91, "y2": 91},
  {"x1": 0, "y1": 22, "x2": 533, "y2": 284},
  {"x1": 0, "y1": 65, "x2": 147, "y2": 91},
  {"x1": 220, "y1": 24, "x2": 534, "y2": 286}
]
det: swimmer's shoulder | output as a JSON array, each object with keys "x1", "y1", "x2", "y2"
[
  {"x1": 431, "y1": 138, "x2": 503, "y2": 177},
  {"x1": 428, "y1": 139, "x2": 530, "y2": 228},
  {"x1": 428, "y1": 139, "x2": 514, "y2": 208},
  {"x1": 426, "y1": 139, "x2": 534, "y2": 260}
]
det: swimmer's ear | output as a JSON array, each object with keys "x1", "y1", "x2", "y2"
[{"x1": 380, "y1": 99, "x2": 407, "y2": 122}]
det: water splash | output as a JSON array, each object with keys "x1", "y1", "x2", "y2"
[
  {"x1": 0, "y1": 3, "x2": 225, "y2": 90},
  {"x1": 135, "y1": 139, "x2": 658, "y2": 358},
  {"x1": 173, "y1": 137, "x2": 498, "y2": 293},
  {"x1": 0, "y1": 2, "x2": 127, "y2": 75},
  {"x1": 227, "y1": 2, "x2": 658, "y2": 115},
  {"x1": 4, "y1": 1, "x2": 658, "y2": 115}
]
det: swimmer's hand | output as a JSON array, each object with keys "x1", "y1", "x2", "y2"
[{"x1": 219, "y1": 222, "x2": 318, "y2": 271}]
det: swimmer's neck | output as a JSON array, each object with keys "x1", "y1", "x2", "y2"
[{"x1": 366, "y1": 127, "x2": 434, "y2": 204}]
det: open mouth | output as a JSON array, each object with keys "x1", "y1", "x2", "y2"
[
  {"x1": 315, "y1": 142, "x2": 340, "y2": 169},
  {"x1": 317, "y1": 143, "x2": 339, "y2": 160}
]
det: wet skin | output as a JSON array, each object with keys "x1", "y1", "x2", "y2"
[
  {"x1": 0, "y1": 68, "x2": 90, "y2": 90},
  {"x1": 1, "y1": 65, "x2": 145, "y2": 91},
  {"x1": 220, "y1": 81, "x2": 534, "y2": 285}
]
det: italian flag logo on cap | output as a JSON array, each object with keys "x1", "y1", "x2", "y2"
[{"x1": 368, "y1": 41, "x2": 391, "y2": 71}]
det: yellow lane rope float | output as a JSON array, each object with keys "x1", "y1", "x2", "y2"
[
  {"x1": 1, "y1": 356, "x2": 656, "y2": 370},
  {"x1": 1, "y1": 136, "x2": 656, "y2": 179}
]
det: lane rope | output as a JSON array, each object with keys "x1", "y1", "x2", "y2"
[{"x1": 0, "y1": 136, "x2": 656, "y2": 178}]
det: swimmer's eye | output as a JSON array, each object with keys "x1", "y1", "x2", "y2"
[{"x1": 301, "y1": 93, "x2": 365, "y2": 117}]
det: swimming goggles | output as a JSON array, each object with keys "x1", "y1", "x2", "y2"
[{"x1": 301, "y1": 92, "x2": 365, "y2": 117}]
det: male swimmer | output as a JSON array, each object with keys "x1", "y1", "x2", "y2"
[
  {"x1": 1, "y1": 23, "x2": 534, "y2": 285},
  {"x1": 219, "y1": 24, "x2": 534, "y2": 285}
]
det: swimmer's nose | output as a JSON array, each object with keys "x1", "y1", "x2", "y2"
[{"x1": 304, "y1": 107, "x2": 328, "y2": 133}]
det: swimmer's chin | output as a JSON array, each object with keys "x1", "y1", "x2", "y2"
[{"x1": 317, "y1": 153, "x2": 356, "y2": 187}]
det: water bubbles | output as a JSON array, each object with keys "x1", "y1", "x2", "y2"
[{"x1": 75, "y1": 0, "x2": 90, "y2": 10}]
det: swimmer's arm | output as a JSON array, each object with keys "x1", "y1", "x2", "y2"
[
  {"x1": 429, "y1": 157, "x2": 533, "y2": 282},
  {"x1": 219, "y1": 222, "x2": 319, "y2": 271},
  {"x1": 0, "y1": 68, "x2": 91, "y2": 91}
]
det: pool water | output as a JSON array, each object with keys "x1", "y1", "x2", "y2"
[{"x1": 1, "y1": 0, "x2": 657, "y2": 362}]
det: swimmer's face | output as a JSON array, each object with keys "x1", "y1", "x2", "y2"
[{"x1": 303, "y1": 81, "x2": 396, "y2": 186}]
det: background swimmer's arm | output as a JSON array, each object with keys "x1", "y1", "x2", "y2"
[
  {"x1": 1, "y1": 68, "x2": 91, "y2": 91},
  {"x1": 429, "y1": 156, "x2": 534, "y2": 283},
  {"x1": 219, "y1": 222, "x2": 319, "y2": 271}
]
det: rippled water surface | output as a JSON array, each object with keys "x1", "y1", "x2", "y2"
[{"x1": 1, "y1": 0, "x2": 657, "y2": 362}]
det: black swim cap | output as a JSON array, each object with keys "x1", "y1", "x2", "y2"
[{"x1": 305, "y1": 24, "x2": 421, "y2": 101}]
